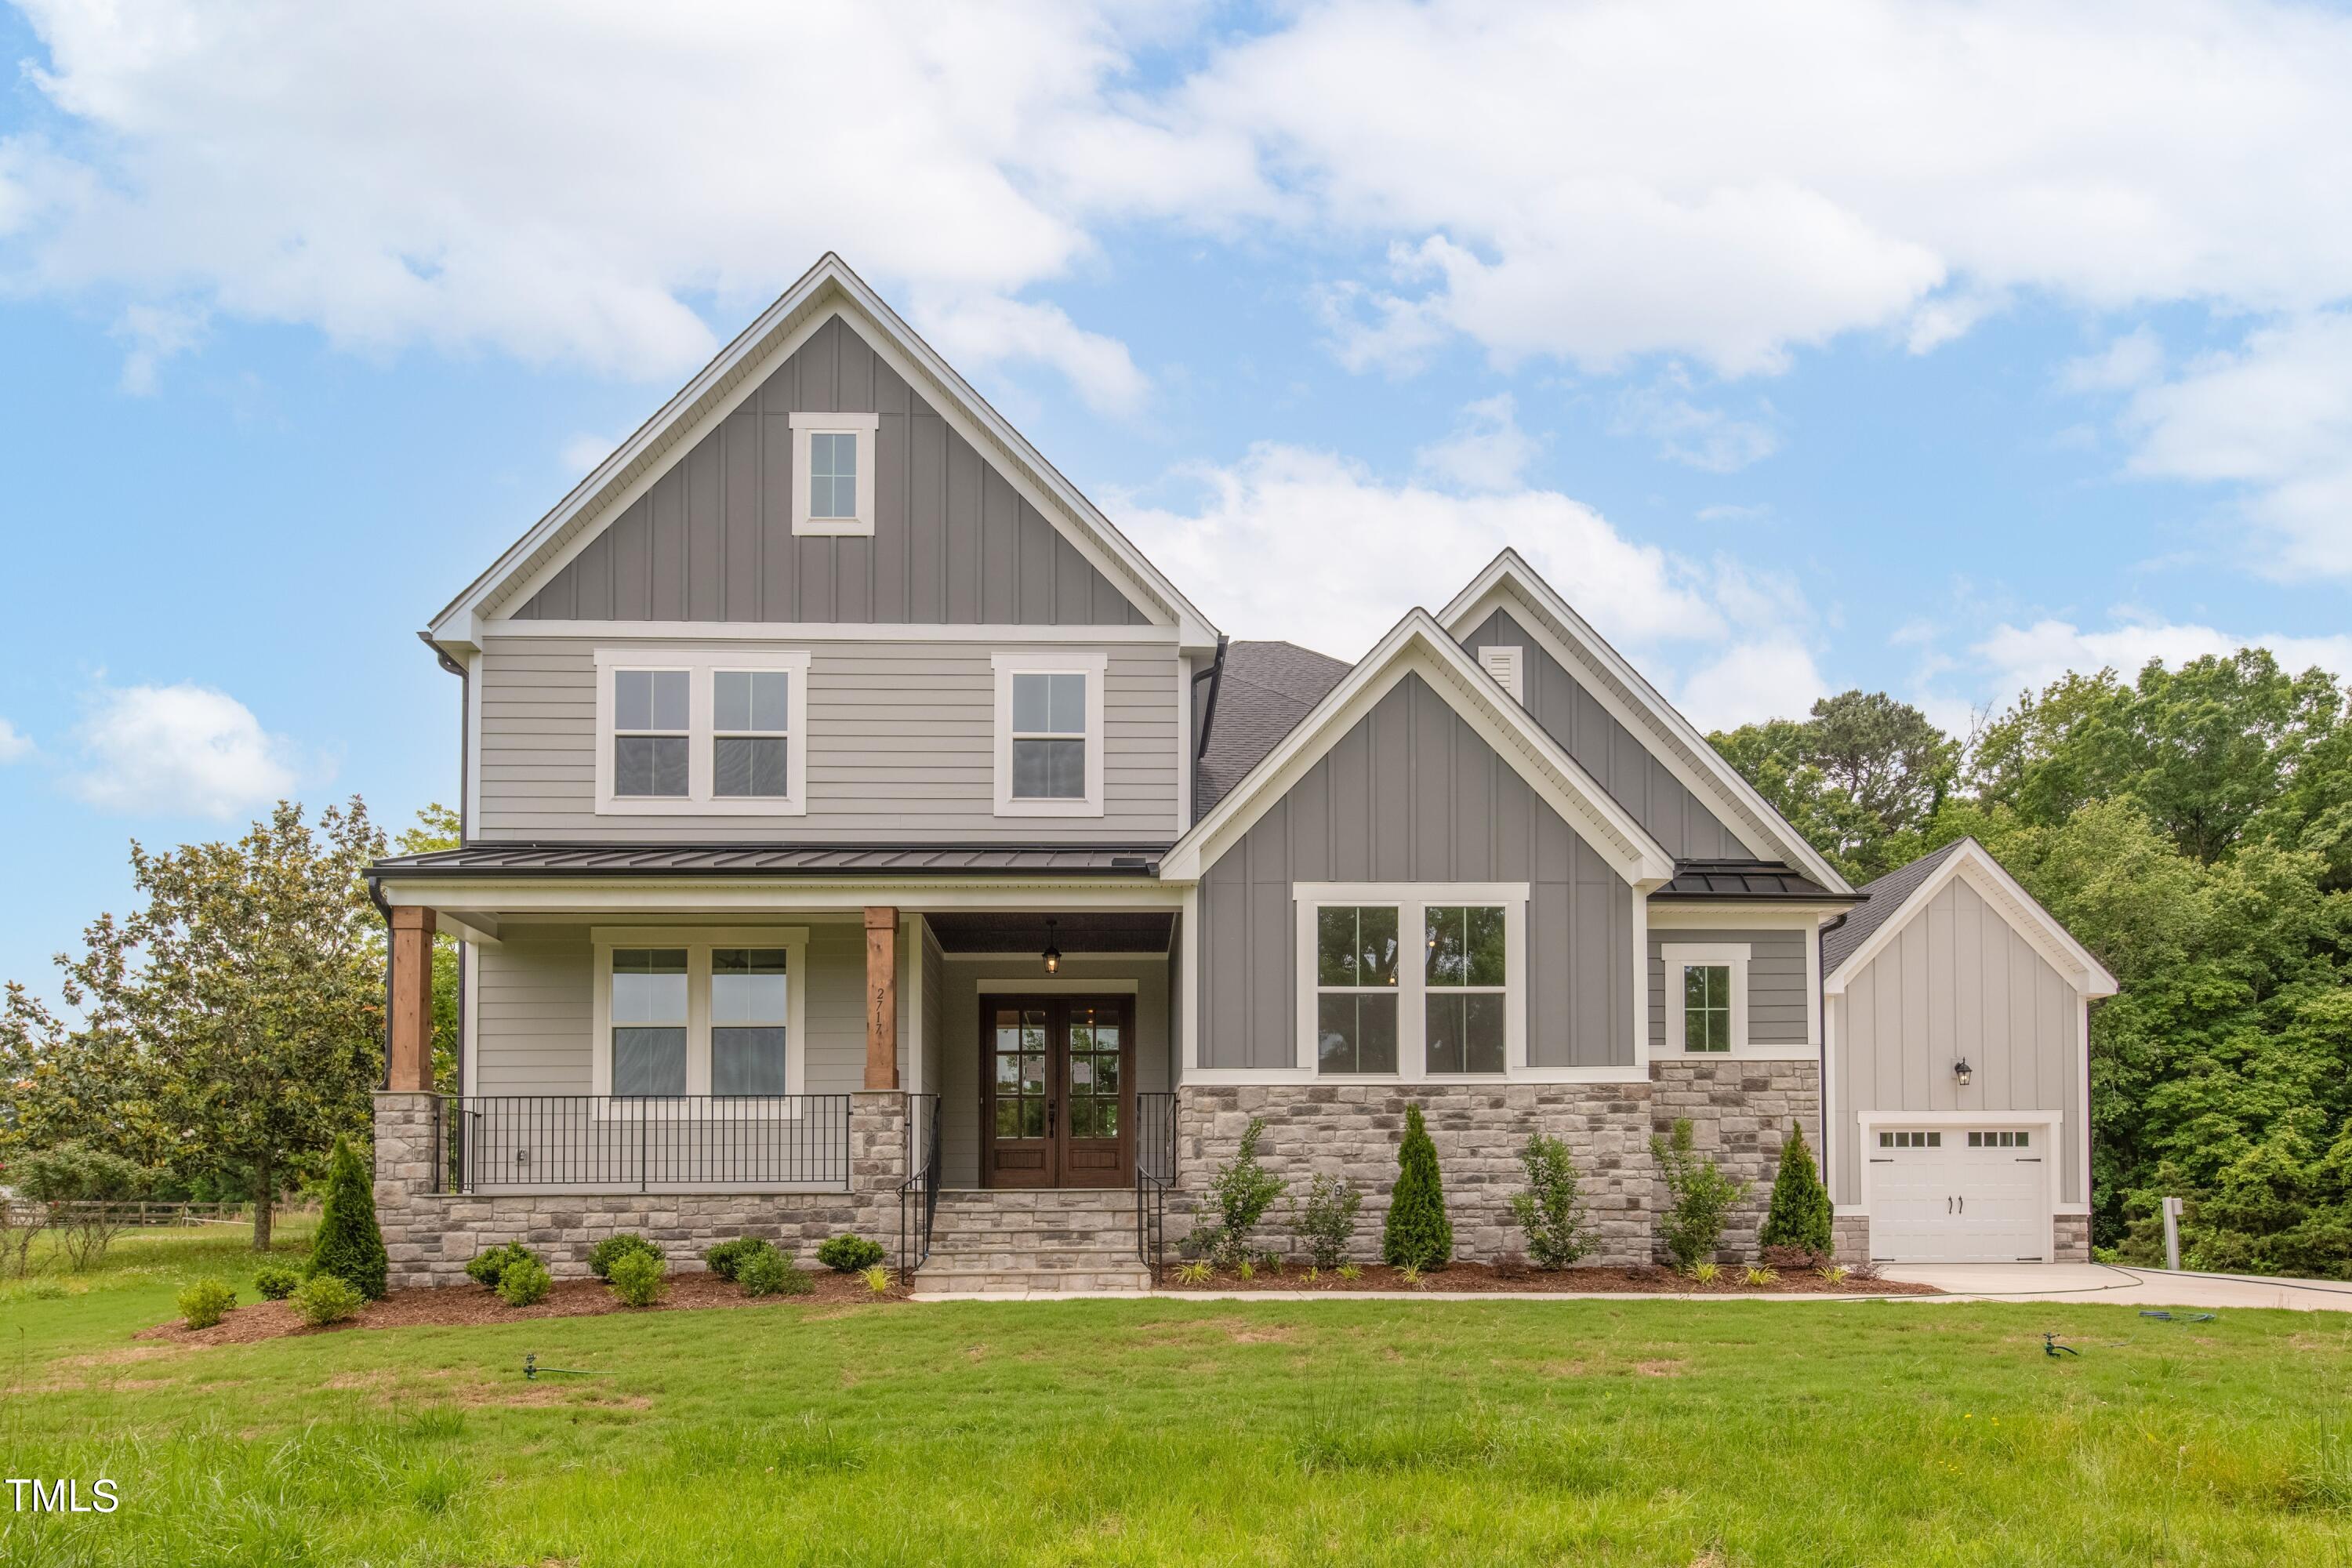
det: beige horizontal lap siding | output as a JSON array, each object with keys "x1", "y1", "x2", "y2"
[
  {"x1": 466, "y1": 923, "x2": 880, "y2": 1099},
  {"x1": 474, "y1": 636, "x2": 1178, "y2": 841},
  {"x1": 1647, "y1": 927, "x2": 1811, "y2": 1052},
  {"x1": 1830, "y1": 875, "x2": 2085, "y2": 1208}
]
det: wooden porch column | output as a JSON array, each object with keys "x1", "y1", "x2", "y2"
[
  {"x1": 863, "y1": 906, "x2": 899, "y2": 1091},
  {"x1": 387, "y1": 906, "x2": 437, "y2": 1092}
]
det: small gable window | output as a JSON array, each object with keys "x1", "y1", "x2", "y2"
[
  {"x1": 992, "y1": 652, "x2": 1105, "y2": 816},
  {"x1": 789, "y1": 412, "x2": 879, "y2": 536}
]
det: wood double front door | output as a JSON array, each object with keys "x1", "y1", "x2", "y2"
[{"x1": 981, "y1": 995, "x2": 1134, "y2": 1188}]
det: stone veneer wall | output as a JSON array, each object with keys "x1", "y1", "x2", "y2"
[
  {"x1": 2052, "y1": 1214, "x2": 2092, "y2": 1263},
  {"x1": 1179, "y1": 1059, "x2": 1821, "y2": 1267},
  {"x1": 373, "y1": 1091, "x2": 909, "y2": 1290}
]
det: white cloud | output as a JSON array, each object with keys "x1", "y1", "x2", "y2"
[
  {"x1": 1112, "y1": 442, "x2": 1822, "y2": 727},
  {"x1": 909, "y1": 294, "x2": 1149, "y2": 417},
  {"x1": 1414, "y1": 394, "x2": 1537, "y2": 492},
  {"x1": 2117, "y1": 312, "x2": 2352, "y2": 577},
  {"x1": 1612, "y1": 372, "x2": 1779, "y2": 473},
  {"x1": 1971, "y1": 617, "x2": 2352, "y2": 702},
  {"x1": 110, "y1": 301, "x2": 208, "y2": 394},
  {"x1": 0, "y1": 719, "x2": 31, "y2": 764},
  {"x1": 2061, "y1": 326, "x2": 2164, "y2": 394},
  {"x1": 67, "y1": 683, "x2": 301, "y2": 818}
]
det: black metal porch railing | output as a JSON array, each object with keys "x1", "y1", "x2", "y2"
[
  {"x1": 1135, "y1": 1091, "x2": 1177, "y2": 1285},
  {"x1": 437, "y1": 1095, "x2": 851, "y2": 1192},
  {"x1": 898, "y1": 1092, "x2": 942, "y2": 1279}
]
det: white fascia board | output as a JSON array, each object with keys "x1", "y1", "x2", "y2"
[
  {"x1": 1160, "y1": 609, "x2": 1675, "y2": 886},
  {"x1": 1822, "y1": 839, "x2": 2118, "y2": 998},
  {"x1": 1646, "y1": 904, "x2": 1838, "y2": 929},
  {"x1": 376, "y1": 877, "x2": 1186, "y2": 915},
  {"x1": 430, "y1": 253, "x2": 1221, "y2": 653},
  {"x1": 481, "y1": 619, "x2": 1180, "y2": 644},
  {"x1": 1438, "y1": 550, "x2": 1854, "y2": 895}
]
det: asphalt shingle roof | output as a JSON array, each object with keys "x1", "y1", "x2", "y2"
[
  {"x1": 1820, "y1": 839, "x2": 1969, "y2": 975},
  {"x1": 1192, "y1": 640, "x2": 1352, "y2": 822}
]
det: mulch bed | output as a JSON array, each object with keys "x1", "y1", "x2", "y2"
[
  {"x1": 137, "y1": 1269, "x2": 909, "y2": 1346},
  {"x1": 1163, "y1": 1263, "x2": 1940, "y2": 1296}
]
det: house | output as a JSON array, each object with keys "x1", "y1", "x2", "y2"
[{"x1": 369, "y1": 254, "x2": 2106, "y2": 1289}]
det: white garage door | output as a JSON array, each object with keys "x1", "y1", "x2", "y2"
[{"x1": 1867, "y1": 1128, "x2": 2051, "y2": 1262}]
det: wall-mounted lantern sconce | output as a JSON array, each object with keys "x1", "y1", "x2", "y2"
[
  {"x1": 1041, "y1": 919, "x2": 1062, "y2": 976},
  {"x1": 1953, "y1": 1058, "x2": 1973, "y2": 1088}
]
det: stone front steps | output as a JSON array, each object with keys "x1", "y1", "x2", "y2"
[{"x1": 913, "y1": 1188, "x2": 1155, "y2": 1293}]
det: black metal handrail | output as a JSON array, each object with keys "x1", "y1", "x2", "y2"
[
  {"x1": 438, "y1": 1094, "x2": 851, "y2": 1192},
  {"x1": 898, "y1": 1092, "x2": 942, "y2": 1279},
  {"x1": 1135, "y1": 1091, "x2": 1177, "y2": 1285}
]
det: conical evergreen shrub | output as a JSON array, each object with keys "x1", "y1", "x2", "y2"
[
  {"x1": 1381, "y1": 1104, "x2": 1454, "y2": 1270},
  {"x1": 307, "y1": 1134, "x2": 389, "y2": 1301},
  {"x1": 1758, "y1": 1122, "x2": 1833, "y2": 1258}
]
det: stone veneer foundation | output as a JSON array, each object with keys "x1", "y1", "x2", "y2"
[
  {"x1": 1179, "y1": 1059, "x2": 1823, "y2": 1267},
  {"x1": 373, "y1": 1091, "x2": 909, "y2": 1290}
]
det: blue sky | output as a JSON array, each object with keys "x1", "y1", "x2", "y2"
[{"x1": 4, "y1": 0, "x2": 2351, "y2": 1004}]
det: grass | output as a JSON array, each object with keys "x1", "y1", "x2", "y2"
[{"x1": 4, "y1": 1229, "x2": 2352, "y2": 1564}]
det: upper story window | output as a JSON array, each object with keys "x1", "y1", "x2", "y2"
[
  {"x1": 788, "y1": 412, "x2": 879, "y2": 536},
  {"x1": 1295, "y1": 884, "x2": 1526, "y2": 1079},
  {"x1": 991, "y1": 651, "x2": 1105, "y2": 817},
  {"x1": 594, "y1": 648, "x2": 808, "y2": 816},
  {"x1": 612, "y1": 669, "x2": 689, "y2": 798},
  {"x1": 1661, "y1": 942, "x2": 1749, "y2": 1054}
]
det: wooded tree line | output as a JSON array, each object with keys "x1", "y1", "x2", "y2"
[
  {"x1": 0, "y1": 800, "x2": 459, "y2": 1250},
  {"x1": 1714, "y1": 652, "x2": 2352, "y2": 1273}
]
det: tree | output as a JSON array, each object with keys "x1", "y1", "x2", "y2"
[
  {"x1": 395, "y1": 804, "x2": 464, "y2": 1092},
  {"x1": 308, "y1": 1133, "x2": 389, "y2": 1298},
  {"x1": 53, "y1": 800, "x2": 389, "y2": 1251},
  {"x1": 1651, "y1": 1119, "x2": 1745, "y2": 1269},
  {"x1": 1382, "y1": 1104, "x2": 1453, "y2": 1270},
  {"x1": 1507, "y1": 1130, "x2": 1592, "y2": 1269},
  {"x1": 1758, "y1": 1123, "x2": 1831, "y2": 1257},
  {"x1": 1711, "y1": 691, "x2": 1957, "y2": 880},
  {"x1": 12, "y1": 1142, "x2": 151, "y2": 1272}
]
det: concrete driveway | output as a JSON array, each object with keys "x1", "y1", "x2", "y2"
[{"x1": 1881, "y1": 1262, "x2": 2352, "y2": 1312}]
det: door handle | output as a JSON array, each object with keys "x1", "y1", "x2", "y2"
[{"x1": 1047, "y1": 1100, "x2": 1058, "y2": 1138}]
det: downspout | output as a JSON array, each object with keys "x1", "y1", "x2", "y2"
[
  {"x1": 1192, "y1": 634, "x2": 1229, "y2": 760},
  {"x1": 1817, "y1": 909, "x2": 1848, "y2": 1207},
  {"x1": 417, "y1": 630, "x2": 469, "y2": 1098}
]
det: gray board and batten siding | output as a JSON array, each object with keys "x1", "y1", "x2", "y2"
[
  {"x1": 1647, "y1": 927, "x2": 1810, "y2": 1051},
  {"x1": 1829, "y1": 873, "x2": 2087, "y2": 1207},
  {"x1": 473, "y1": 637, "x2": 1179, "y2": 843},
  {"x1": 1195, "y1": 672, "x2": 1635, "y2": 1072},
  {"x1": 514, "y1": 315, "x2": 1149, "y2": 628},
  {"x1": 1458, "y1": 608, "x2": 1748, "y2": 860}
]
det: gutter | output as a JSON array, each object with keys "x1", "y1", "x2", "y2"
[{"x1": 416, "y1": 630, "x2": 470, "y2": 1098}]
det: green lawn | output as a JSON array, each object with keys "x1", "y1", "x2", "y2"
[{"x1": 5, "y1": 1230, "x2": 2352, "y2": 1565}]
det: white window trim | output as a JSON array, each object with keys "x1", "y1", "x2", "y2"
[
  {"x1": 991, "y1": 650, "x2": 1106, "y2": 817},
  {"x1": 590, "y1": 926, "x2": 810, "y2": 1105},
  {"x1": 593, "y1": 648, "x2": 809, "y2": 816},
  {"x1": 1478, "y1": 644, "x2": 1524, "y2": 703},
  {"x1": 1661, "y1": 942, "x2": 1751, "y2": 1055},
  {"x1": 1291, "y1": 882, "x2": 1529, "y2": 1082},
  {"x1": 788, "y1": 411, "x2": 880, "y2": 536}
]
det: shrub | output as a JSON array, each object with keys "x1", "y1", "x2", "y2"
[
  {"x1": 736, "y1": 1245, "x2": 813, "y2": 1298},
  {"x1": 1291, "y1": 1173, "x2": 1363, "y2": 1270},
  {"x1": 178, "y1": 1277, "x2": 238, "y2": 1330},
  {"x1": 861, "y1": 1265, "x2": 894, "y2": 1296},
  {"x1": 1758, "y1": 1123, "x2": 1834, "y2": 1258},
  {"x1": 1507, "y1": 1130, "x2": 1593, "y2": 1270},
  {"x1": 495, "y1": 1254, "x2": 553, "y2": 1307},
  {"x1": 605, "y1": 1248, "x2": 668, "y2": 1307},
  {"x1": 588, "y1": 1233, "x2": 662, "y2": 1280},
  {"x1": 292, "y1": 1272, "x2": 363, "y2": 1326},
  {"x1": 307, "y1": 1135, "x2": 388, "y2": 1301},
  {"x1": 1817, "y1": 1263, "x2": 1851, "y2": 1287},
  {"x1": 815, "y1": 1233, "x2": 887, "y2": 1274},
  {"x1": 1744, "y1": 1265, "x2": 1779, "y2": 1287},
  {"x1": 1174, "y1": 1260, "x2": 1212, "y2": 1286},
  {"x1": 11, "y1": 1142, "x2": 149, "y2": 1272},
  {"x1": 1381, "y1": 1104, "x2": 1453, "y2": 1271},
  {"x1": 1397, "y1": 1262, "x2": 1423, "y2": 1287},
  {"x1": 253, "y1": 1265, "x2": 302, "y2": 1301},
  {"x1": 1187, "y1": 1118, "x2": 1287, "y2": 1269},
  {"x1": 1650, "y1": 1118, "x2": 1746, "y2": 1271},
  {"x1": 1337, "y1": 1263, "x2": 1362, "y2": 1282},
  {"x1": 1690, "y1": 1260, "x2": 1721, "y2": 1286},
  {"x1": 465, "y1": 1242, "x2": 537, "y2": 1291},
  {"x1": 703, "y1": 1236, "x2": 768, "y2": 1281}
]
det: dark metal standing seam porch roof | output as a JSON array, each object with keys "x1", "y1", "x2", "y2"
[
  {"x1": 367, "y1": 843, "x2": 1174, "y2": 880},
  {"x1": 1648, "y1": 858, "x2": 1863, "y2": 903}
]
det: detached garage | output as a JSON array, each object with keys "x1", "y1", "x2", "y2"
[{"x1": 1821, "y1": 839, "x2": 2117, "y2": 1264}]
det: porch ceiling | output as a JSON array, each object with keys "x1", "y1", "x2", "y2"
[{"x1": 925, "y1": 911, "x2": 1174, "y2": 954}]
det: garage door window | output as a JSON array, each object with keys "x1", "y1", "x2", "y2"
[
  {"x1": 1879, "y1": 1131, "x2": 1941, "y2": 1149},
  {"x1": 1967, "y1": 1131, "x2": 2030, "y2": 1148}
]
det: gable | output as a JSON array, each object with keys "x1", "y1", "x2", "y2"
[
  {"x1": 513, "y1": 315, "x2": 1148, "y2": 626},
  {"x1": 1824, "y1": 840, "x2": 2117, "y2": 997},
  {"x1": 1461, "y1": 606, "x2": 1748, "y2": 858}
]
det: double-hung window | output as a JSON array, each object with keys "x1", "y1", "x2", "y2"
[
  {"x1": 1298, "y1": 885, "x2": 1526, "y2": 1078},
  {"x1": 992, "y1": 652, "x2": 1105, "y2": 816},
  {"x1": 1661, "y1": 942, "x2": 1749, "y2": 1054},
  {"x1": 593, "y1": 929, "x2": 809, "y2": 1100},
  {"x1": 788, "y1": 412, "x2": 878, "y2": 535},
  {"x1": 594, "y1": 649, "x2": 808, "y2": 814},
  {"x1": 612, "y1": 670, "x2": 690, "y2": 799}
]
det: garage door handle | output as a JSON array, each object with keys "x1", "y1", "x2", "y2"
[
  {"x1": 1947, "y1": 1196, "x2": 1952, "y2": 1214},
  {"x1": 1958, "y1": 1195, "x2": 1965, "y2": 1214}
]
